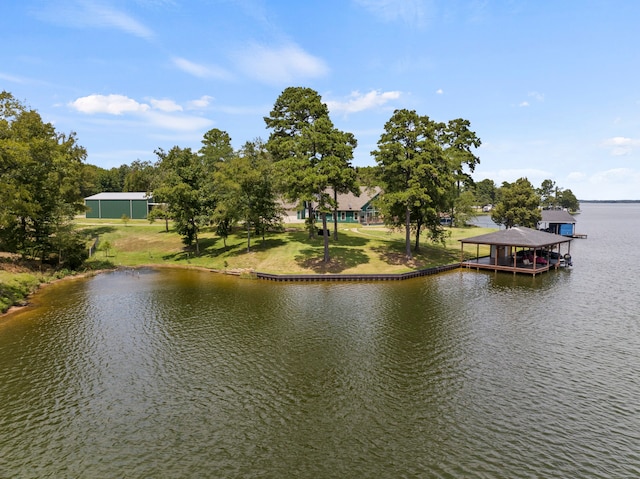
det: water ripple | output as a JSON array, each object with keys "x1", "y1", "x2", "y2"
[{"x1": 2, "y1": 207, "x2": 640, "y2": 477}]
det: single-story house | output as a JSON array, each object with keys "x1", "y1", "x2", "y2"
[
  {"x1": 538, "y1": 209, "x2": 576, "y2": 236},
  {"x1": 298, "y1": 186, "x2": 382, "y2": 224},
  {"x1": 460, "y1": 226, "x2": 573, "y2": 275},
  {"x1": 85, "y1": 192, "x2": 153, "y2": 219}
]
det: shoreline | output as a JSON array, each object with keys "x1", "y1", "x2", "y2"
[
  {"x1": 1, "y1": 261, "x2": 464, "y2": 318},
  {"x1": 0, "y1": 264, "x2": 246, "y2": 319},
  {"x1": 1, "y1": 268, "x2": 115, "y2": 318}
]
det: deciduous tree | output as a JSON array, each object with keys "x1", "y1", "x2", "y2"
[
  {"x1": 0, "y1": 91, "x2": 87, "y2": 266},
  {"x1": 491, "y1": 178, "x2": 541, "y2": 228},
  {"x1": 538, "y1": 179, "x2": 557, "y2": 209},
  {"x1": 153, "y1": 146, "x2": 210, "y2": 255},
  {"x1": 123, "y1": 159, "x2": 155, "y2": 192},
  {"x1": 558, "y1": 188, "x2": 579, "y2": 211},
  {"x1": 213, "y1": 140, "x2": 282, "y2": 252},
  {"x1": 474, "y1": 178, "x2": 497, "y2": 206}
]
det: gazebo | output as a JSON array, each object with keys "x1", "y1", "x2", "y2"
[{"x1": 460, "y1": 227, "x2": 573, "y2": 275}]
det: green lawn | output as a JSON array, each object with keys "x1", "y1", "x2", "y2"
[{"x1": 76, "y1": 218, "x2": 494, "y2": 275}]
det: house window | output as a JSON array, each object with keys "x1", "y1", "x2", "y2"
[
  {"x1": 353, "y1": 212, "x2": 360, "y2": 222},
  {"x1": 340, "y1": 211, "x2": 346, "y2": 221}
]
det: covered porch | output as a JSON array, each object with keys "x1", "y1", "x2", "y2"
[{"x1": 460, "y1": 227, "x2": 573, "y2": 276}]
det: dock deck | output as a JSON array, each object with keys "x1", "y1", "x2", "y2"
[{"x1": 461, "y1": 256, "x2": 566, "y2": 275}]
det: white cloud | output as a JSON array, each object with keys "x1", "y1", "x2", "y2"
[
  {"x1": 213, "y1": 104, "x2": 268, "y2": 115},
  {"x1": 70, "y1": 94, "x2": 150, "y2": 114},
  {"x1": 354, "y1": 0, "x2": 432, "y2": 27},
  {"x1": 234, "y1": 43, "x2": 328, "y2": 84},
  {"x1": 89, "y1": 2, "x2": 154, "y2": 39},
  {"x1": 556, "y1": 168, "x2": 640, "y2": 200},
  {"x1": 69, "y1": 93, "x2": 213, "y2": 132},
  {"x1": 601, "y1": 136, "x2": 640, "y2": 156},
  {"x1": 186, "y1": 95, "x2": 214, "y2": 109},
  {"x1": 35, "y1": 0, "x2": 154, "y2": 39},
  {"x1": 436, "y1": 88, "x2": 443, "y2": 95},
  {"x1": 145, "y1": 111, "x2": 213, "y2": 131},
  {"x1": 567, "y1": 171, "x2": 586, "y2": 181},
  {"x1": 528, "y1": 91, "x2": 544, "y2": 102},
  {"x1": 172, "y1": 57, "x2": 231, "y2": 80},
  {"x1": 578, "y1": 167, "x2": 640, "y2": 199},
  {"x1": 590, "y1": 167, "x2": 638, "y2": 183},
  {"x1": 517, "y1": 91, "x2": 544, "y2": 108},
  {"x1": 0, "y1": 72, "x2": 27, "y2": 83},
  {"x1": 150, "y1": 98, "x2": 183, "y2": 112},
  {"x1": 326, "y1": 90, "x2": 401, "y2": 114}
]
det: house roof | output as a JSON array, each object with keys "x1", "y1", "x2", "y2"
[
  {"x1": 85, "y1": 192, "x2": 150, "y2": 201},
  {"x1": 335, "y1": 186, "x2": 381, "y2": 211},
  {"x1": 540, "y1": 210, "x2": 576, "y2": 223},
  {"x1": 460, "y1": 226, "x2": 572, "y2": 247}
]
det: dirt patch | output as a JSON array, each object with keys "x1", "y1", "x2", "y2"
[{"x1": 0, "y1": 255, "x2": 51, "y2": 275}]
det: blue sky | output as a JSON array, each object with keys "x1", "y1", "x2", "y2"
[{"x1": 3, "y1": 0, "x2": 640, "y2": 200}]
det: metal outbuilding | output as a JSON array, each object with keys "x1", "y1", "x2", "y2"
[{"x1": 84, "y1": 192, "x2": 152, "y2": 219}]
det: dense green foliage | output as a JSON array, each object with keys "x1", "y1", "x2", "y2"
[
  {"x1": 0, "y1": 273, "x2": 42, "y2": 313},
  {"x1": 372, "y1": 109, "x2": 481, "y2": 258},
  {"x1": 473, "y1": 179, "x2": 498, "y2": 206},
  {"x1": 491, "y1": 178, "x2": 542, "y2": 228},
  {"x1": 213, "y1": 140, "x2": 282, "y2": 251},
  {"x1": 441, "y1": 118, "x2": 482, "y2": 225},
  {"x1": 0, "y1": 91, "x2": 87, "y2": 267},
  {"x1": 537, "y1": 179, "x2": 580, "y2": 212},
  {"x1": 152, "y1": 146, "x2": 211, "y2": 254}
]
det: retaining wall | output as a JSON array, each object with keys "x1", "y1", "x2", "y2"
[{"x1": 255, "y1": 263, "x2": 461, "y2": 282}]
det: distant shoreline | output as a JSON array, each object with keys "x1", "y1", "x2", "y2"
[{"x1": 579, "y1": 200, "x2": 640, "y2": 203}]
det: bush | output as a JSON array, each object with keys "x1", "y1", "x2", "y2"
[{"x1": 0, "y1": 274, "x2": 42, "y2": 313}]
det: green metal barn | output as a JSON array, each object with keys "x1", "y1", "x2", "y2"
[{"x1": 85, "y1": 192, "x2": 152, "y2": 219}]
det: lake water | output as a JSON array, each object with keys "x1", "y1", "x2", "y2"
[{"x1": 1, "y1": 204, "x2": 639, "y2": 478}]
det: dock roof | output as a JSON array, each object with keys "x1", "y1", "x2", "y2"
[
  {"x1": 460, "y1": 227, "x2": 572, "y2": 247},
  {"x1": 540, "y1": 210, "x2": 576, "y2": 223}
]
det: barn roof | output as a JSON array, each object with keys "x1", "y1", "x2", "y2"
[
  {"x1": 460, "y1": 226, "x2": 572, "y2": 247},
  {"x1": 85, "y1": 192, "x2": 150, "y2": 201}
]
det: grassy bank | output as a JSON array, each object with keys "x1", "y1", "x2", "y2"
[
  {"x1": 77, "y1": 218, "x2": 493, "y2": 274},
  {"x1": 1, "y1": 219, "x2": 494, "y2": 314},
  {"x1": 0, "y1": 255, "x2": 88, "y2": 314}
]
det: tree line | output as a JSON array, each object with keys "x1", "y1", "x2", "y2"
[
  {"x1": 0, "y1": 91, "x2": 88, "y2": 268},
  {"x1": 1, "y1": 88, "x2": 578, "y2": 268}
]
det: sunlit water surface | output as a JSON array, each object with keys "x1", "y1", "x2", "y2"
[{"x1": 1, "y1": 204, "x2": 639, "y2": 478}]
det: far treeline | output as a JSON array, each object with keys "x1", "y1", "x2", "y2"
[{"x1": 1, "y1": 88, "x2": 579, "y2": 269}]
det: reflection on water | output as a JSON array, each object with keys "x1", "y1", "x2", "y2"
[{"x1": 1, "y1": 204, "x2": 640, "y2": 477}]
